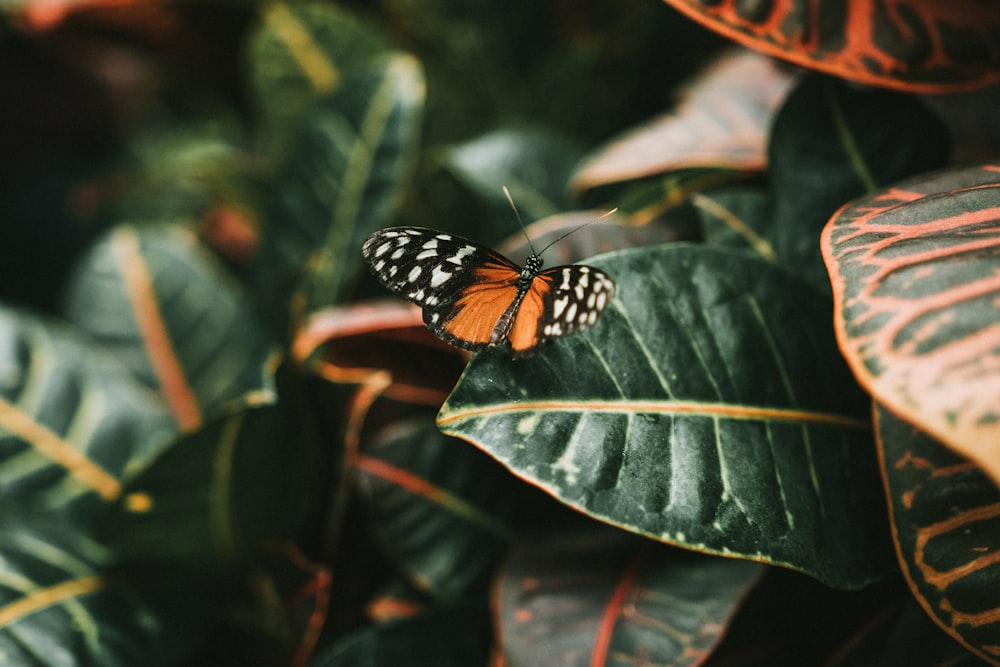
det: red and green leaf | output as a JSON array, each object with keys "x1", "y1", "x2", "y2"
[
  {"x1": 876, "y1": 405, "x2": 1000, "y2": 664},
  {"x1": 495, "y1": 526, "x2": 764, "y2": 666},
  {"x1": 571, "y1": 48, "x2": 795, "y2": 194},
  {"x1": 440, "y1": 244, "x2": 893, "y2": 589},
  {"x1": 356, "y1": 418, "x2": 517, "y2": 601},
  {"x1": 821, "y1": 162, "x2": 1000, "y2": 483},
  {"x1": 659, "y1": 0, "x2": 1000, "y2": 93}
]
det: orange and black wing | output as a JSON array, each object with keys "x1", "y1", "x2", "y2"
[
  {"x1": 362, "y1": 227, "x2": 522, "y2": 351},
  {"x1": 506, "y1": 264, "x2": 616, "y2": 357}
]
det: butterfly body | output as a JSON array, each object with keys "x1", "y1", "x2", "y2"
[{"x1": 362, "y1": 227, "x2": 614, "y2": 358}]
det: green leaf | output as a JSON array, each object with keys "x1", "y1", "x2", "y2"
[
  {"x1": 256, "y1": 52, "x2": 425, "y2": 327},
  {"x1": 876, "y1": 405, "x2": 1000, "y2": 663},
  {"x1": 60, "y1": 224, "x2": 274, "y2": 432},
  {"x1": 0, "y1": 509, "x2": 202, "y2": 666},
  {"x1": 357, "y1": 418, "x2": 518, "y2": 601},
  {"x1": 496, "y1": 526, "x2": 764, "y2": 666},
  {"x1": 309, "y1": 606, "x2": 491, "y2": 666},
  {"x1": 439, "y1": 244, "x2": 892, "y2": 588},
  {"x1": 689, "y1": 186, "x2": 776, "y2": 261},
  {"x1": 97, "y1": 395, "x2": 319, "y2": 571},
  {"x1": 0, "y1": 304, "x2": 174, "y2": 522},
  {"x1": 443, "y1": 127, "x2": 586, "y2": 224},
  {"x1": 768, "y1": 75, "x2": 950, "y2": 289},
  {"x1": 247, "y1": 1, "x2": 392, "y2": 157}
]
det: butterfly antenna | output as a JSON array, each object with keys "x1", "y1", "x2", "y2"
[
  {"x1": 503, "y1": 186, "x2": 539, "y2": 256},
  {"x1": 536, "y1": 206, "x2": 619, "y2": 256}
]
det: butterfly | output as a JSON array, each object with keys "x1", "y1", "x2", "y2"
[{"x1": 362, "y1": 223, "x2": 615, "y2": 358}]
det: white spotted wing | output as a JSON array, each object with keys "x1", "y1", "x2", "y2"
[{"x1": 362, "y1": 226, "x2": 614, "y2": 357}]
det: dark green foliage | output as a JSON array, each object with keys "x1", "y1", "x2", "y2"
[{"x1": 0, "y1": 1, "x2": 993, "y2": 665}]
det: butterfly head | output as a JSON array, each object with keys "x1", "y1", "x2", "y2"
[{"x1": 518, "y1": 253, "x2": 544, "y2": 288}]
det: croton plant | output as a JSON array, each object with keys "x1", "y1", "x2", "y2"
[{"x1": 0, "y1": 0, "x2": 997, "y2": 665}]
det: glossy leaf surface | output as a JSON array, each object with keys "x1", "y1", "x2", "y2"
[
  {"x1": 659, "y1": 0, "x2": 1000, "y2": 92},
  {"x1": 0, "y1": 304, "x2": 174, "y2": 522},
  {"x1": 440, "y1": 244, "x2": 893, "y2": 588},
  {"x1": 61, "y1": 224, "x2": 273, "y2": 432},
  {"x1": 876, "y1": 405, "x2": 1000, "y2": 664},
  {"x1": 821, "y1": 162, "x2": 1000, "y2": 483},
  {"x1": 496, "y1": 527, "x2": 764, "y2": 666}
]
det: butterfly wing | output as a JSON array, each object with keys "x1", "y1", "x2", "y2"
[
  {"x1": 362, "y1": 227, "x2": 522, "y2": 351},
  {"x1": 506, "y1": 264, "x2": 615, "y2": 357}
]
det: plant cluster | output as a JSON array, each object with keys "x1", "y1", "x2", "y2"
[{"x1": 0, "y1": 0, "x2": 997, "y2": 665}]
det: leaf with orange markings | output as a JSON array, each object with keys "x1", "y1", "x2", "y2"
[
  {"x1": 357, "y1": 418, "x2": 518, "y2": 601},
  {"x1": 495, "y1": 526, "x2": 764, "y2": 666},
  {"x1": 821, "y1": 162, "x2": 1000, "y2": 484},
  {"x1": 61, "y1": 224, "x2": 274, "y2": 432},
  {"x1": 659, "y1": 0, "x2": 1000, "y2": 93},
  {"x1": 0, "y1": 304, "x2": 174, "y2": 522},
  {"x1": 293, "y1": 301, "x2": 469, "y2": 558},
  {"x1": 571, "y1": 48, "x2": 795, "y2": 194},
  {"x1": 875, "y1": 405, "x2": 1000, "y2": 664},
  {"x1": 293, "y1": 300, "x2": 467, "y2": 413},
  {"x1": 440, "y1": 244, "x2": 893, "y2": 588}
]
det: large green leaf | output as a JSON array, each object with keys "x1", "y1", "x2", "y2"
[
  {"x1": 257, "y1": 52, "x2": 425, "y2": 328},
  {"x1": 0, "y1": 304, "x2": 174, "y2": 522},
  {"x1": 439, "y1": 244, "x2": 892, "y2": 588},
  {"x1": 876, "y1": 405, "x2": 1000, "y2": 663},
  {"x1": 61, "y1": 224, "x2": 274, "y2": 432},
  {"x1": 496, "y1": 526, "x2": 764, "y2": 666},
  {"x1": 821, "y1": 162, "x2": 1000, "y2": 483},
  {"x1": 0, "y1": 510, "x2": 202, "y2": 666},
  {"x1": 356, "y1": 418, "x2": 518, "y2": 601}
]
